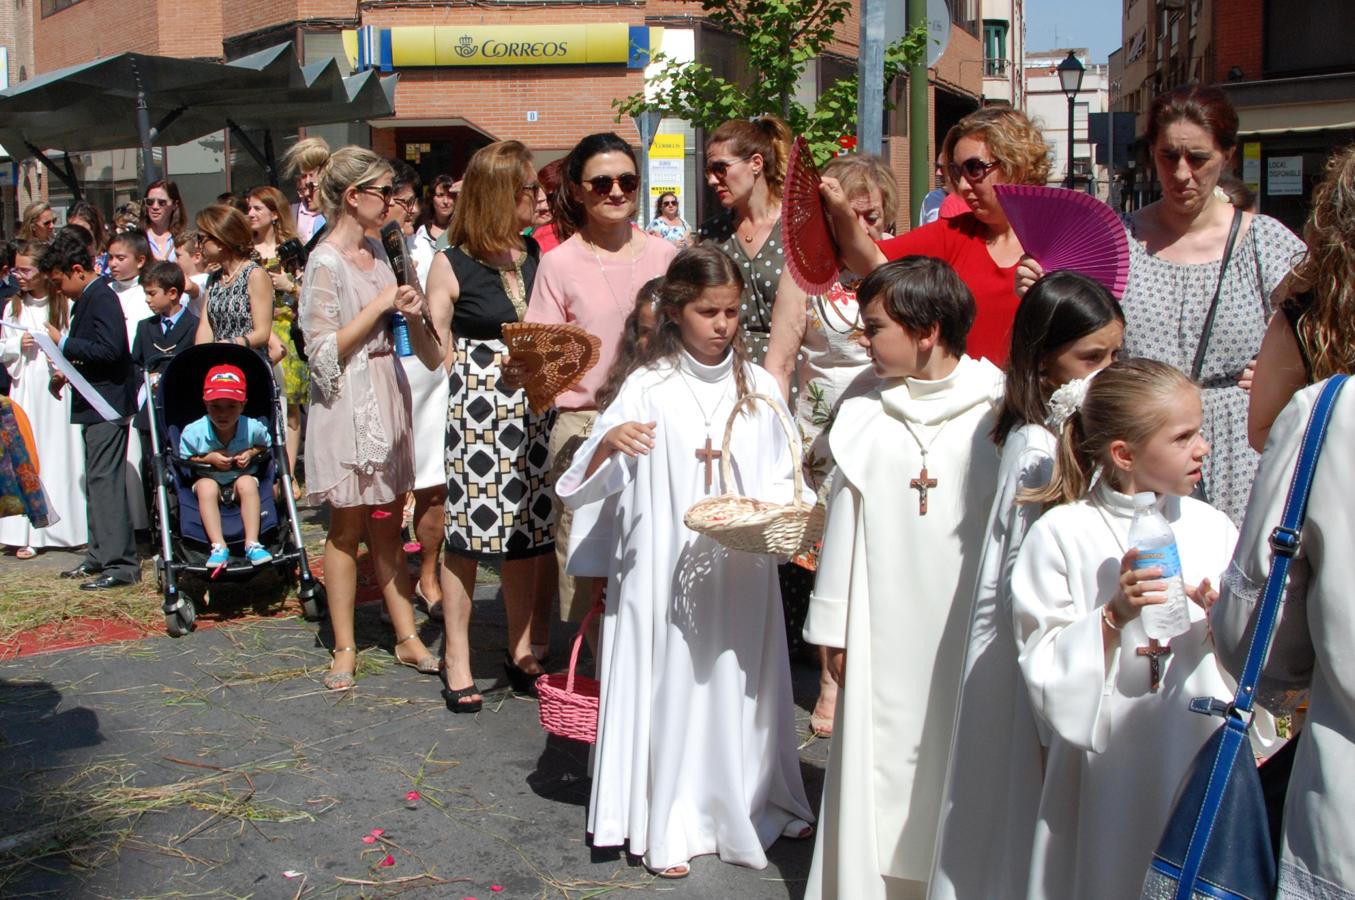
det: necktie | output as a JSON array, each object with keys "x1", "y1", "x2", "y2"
[{"x1": 163, "y1": 317, "x2": 173, "y2": 334}]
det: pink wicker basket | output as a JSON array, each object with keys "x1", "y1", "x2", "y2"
[{"x1": 537, "y1": 603, "x2": 603, "y2": 743}]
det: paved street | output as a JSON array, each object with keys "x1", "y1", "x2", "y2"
[{"x1": 0, "y1": 547, "x2": 830, "y2": 899}]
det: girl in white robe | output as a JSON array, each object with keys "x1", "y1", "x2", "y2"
[
  {"x1": 0, "y1": 242, "x2": 88, "y2": 553},
  {"x1": 556, "y1": 245, "x2": 813, "y2": 879},
  {"x1": 803, "y1": 257, "x2": 1004, "y2": 900},
  {"x1": 1011, "y1": 358, "x2": 1272, "y2": 900},
  {"x1": 929, "y1": 271, "x2": 1124, "y2": 900}
]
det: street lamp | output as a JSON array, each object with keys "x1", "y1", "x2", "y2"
[{"x1": 1057, "y1": 51, "x2": 1086, "y2": 189}]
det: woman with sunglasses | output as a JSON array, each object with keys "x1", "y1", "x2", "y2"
[
  {"x1": 300, "y1": 146, "x2": 441, "y2": 691},
  {"x1": 514, "y1": 132, "x2": 676, "y2": 638},
  {"x1": 424, "y1": 140, "x2": 559, "y2": 712},
  {"x1": 646, "y1": 192, "x2": 690, "y2": 247},
  {"x1": 830, "y1": 106, "x2": 1050, "y2": 366},
  {"x1": 697, "y1": 115, "x2": 793, "y2": 364},
  {"x1": 139, "y1": 180, "x2": 187, "y2": 262}
]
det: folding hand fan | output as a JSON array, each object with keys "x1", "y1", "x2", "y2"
[
  {"x1": 782, "y1": 136, "x2": 841, "y2": 295},
  {"x1": 939, "y1": 192, "x2": 970, "y2": 219},
  {"x1": 501, "y1": 322, "x2": 603, "y2": 415},
  {"x1": 994, "y1": 184, "x2": 1130, "y2": 298}
]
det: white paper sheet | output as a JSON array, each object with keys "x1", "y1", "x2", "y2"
[{"x1": 0, "y1": 321, "x2": 121, "y2": 422}]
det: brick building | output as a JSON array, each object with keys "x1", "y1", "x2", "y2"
[
  {"x1": 1108, "y1": 0, "x2": 1354, "y2": 231},
  {"x1": 23, "y1": 0, "x2": 987, "y2": 230}
]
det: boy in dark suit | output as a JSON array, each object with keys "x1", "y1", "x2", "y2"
[
  {"x1": 39, "y1": 232, "x2": 139, "y2": 590},
  {"x1": 131, "y1": 261, "x2": 199, "y2": 516}
]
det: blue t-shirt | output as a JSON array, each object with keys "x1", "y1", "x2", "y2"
[{"x1": 179, "y1": 414, "x2": 270, "y2": 484}]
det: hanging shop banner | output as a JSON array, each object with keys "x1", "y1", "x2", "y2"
[
  {"x1": 648, "y1": 133, "x2": 686, "y2": 206},
  {"x1": 1242, "y1": 142, "x2": 1261, "y2": 193},
  {"x1": 346, "y1": 24, "x2": 660, "y2": 71}
]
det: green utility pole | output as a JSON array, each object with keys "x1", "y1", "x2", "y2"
[{"x1": 908, "y1": 0, "x2": 929, "y2": 228}]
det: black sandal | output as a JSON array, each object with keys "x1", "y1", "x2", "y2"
[
  {"x1": 503, "y1": 653, "x2": 543, "y2": 698},
  {"x1": 440, "y1": 660, "x2": 482, "y2": 713}
]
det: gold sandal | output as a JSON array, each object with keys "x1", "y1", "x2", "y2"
[
  {"x1": 394, "y1": 633, "x2": 440, "y2": 675},
  {"x1": 324, "y1": 647, "x2": 357, "y2": 690}
]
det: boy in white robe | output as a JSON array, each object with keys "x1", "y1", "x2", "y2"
[
  {"x1": 804, "y1": 256, "x2": 1003, "y2": 900},
  {"x1": 107, "y1": 231, "x2": 152, "y2": 531}
]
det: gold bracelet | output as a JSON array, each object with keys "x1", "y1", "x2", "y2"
[{"x1": 1101, "y1": 605, "x2": 1123, "y2": 631}]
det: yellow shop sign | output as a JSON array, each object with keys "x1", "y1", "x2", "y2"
[{"x1": 345, "y1": 24, "x2": 660, "y2": 70}]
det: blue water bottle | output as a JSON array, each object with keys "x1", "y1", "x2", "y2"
[{"x1": 390, "y1": 313, "x2": 414, "y2": 357}]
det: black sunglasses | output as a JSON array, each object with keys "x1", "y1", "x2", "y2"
[
  {"x1": 584, "y1": 173, "x2": 640, "y2": 196},
  {"x1": 705, "y1": 156, "x2": 752, "y2": 178},
  {"x1": 359, "y1": 184, "x2": 395, "y2": 202},
  {"x1": 947, "y1": 157, "x2": 1001, "y2": 183}
]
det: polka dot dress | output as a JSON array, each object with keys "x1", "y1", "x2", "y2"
[
  {"x1": 1120, "y1": 213, "x2": 1304, "y2": 526},
  {"x1": 698, "y1": 212, "x2": 785, "y2": 365}
]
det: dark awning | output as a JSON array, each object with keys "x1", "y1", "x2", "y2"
[{"x1": 0, "y1": 42, "x2": 397, "y2": 191}]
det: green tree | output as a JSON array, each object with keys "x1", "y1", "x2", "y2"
[{"x1": 615, "y1": 0, "x2": 929, "y2": 164}]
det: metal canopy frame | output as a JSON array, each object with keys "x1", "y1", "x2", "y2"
[{"x1": 0, "y1": 42, "x2": 397, "y2": 194}]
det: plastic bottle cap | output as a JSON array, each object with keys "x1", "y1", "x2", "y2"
[{"x1": 1132, "y1": 491, "x2": 1157, "y2": 508}]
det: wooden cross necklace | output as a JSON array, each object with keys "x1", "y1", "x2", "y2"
[
  {"x1": 1093, "y1": 500, "x2": 1172, "y2": 693},
  {"x1": 676, "y1": 365, "x2": 732, "y2": 492},
  {"x1": 898, "y1": 418, "x2": 948, "y2": 515}
]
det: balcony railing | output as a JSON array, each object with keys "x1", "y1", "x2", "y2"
[{"x1": 984, "y1": 58, "x2": 1010, "y2": 77}]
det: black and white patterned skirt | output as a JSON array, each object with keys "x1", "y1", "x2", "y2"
[{"x1": 443, "y1": 337, "x2": 556, "y2": 560}]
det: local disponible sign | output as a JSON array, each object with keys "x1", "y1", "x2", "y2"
[{"x1": 347, "y1": 24, "x2": 660, "y2": 71}]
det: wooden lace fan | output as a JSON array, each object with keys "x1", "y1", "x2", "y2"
[
  {"x1": 501, "y1": 322, "x2": 603, "y2": 414},
  {"x1": 782, "y1": 136, "x2": 841, "y2": 295}
]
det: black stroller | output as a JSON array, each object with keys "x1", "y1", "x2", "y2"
[{"x1": 144, "y1": 343, "x2": 326, "y2": 636}]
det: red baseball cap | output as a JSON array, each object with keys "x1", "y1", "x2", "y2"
[{"x1": 203, "y1": 364, "x2": 247, "y2": 403}]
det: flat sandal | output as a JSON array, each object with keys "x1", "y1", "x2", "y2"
[
  {"x1": 394, "y1": 633, "x2": 440, "y2": 675},
  {"x1": 324, "y1": 647, "x2": 357, "y2": 691}
]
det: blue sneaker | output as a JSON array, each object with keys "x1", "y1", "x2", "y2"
[
  {"x1": 206, "y1": 544, "x2": 229, "y2": 567},
  {"x1": 245, "y1": 543, "x2": 273, "y2": 566}
]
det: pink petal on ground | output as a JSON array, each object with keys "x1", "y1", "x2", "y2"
[
  {"x1": 282, "y1": 870, "x2": 304, "y2": 878},
  {"x1": 491, "y1": 887, "x2": 504, "y2": 893},
  {"x1": 379, "y1": 854, "x2": 395, "y2": 867},
  {"x1": 370, "y1": 828, "x2": 385, "y2": 837},
  {"x1": 405, "y1": 790, "x2": 421, "y2": 801},
  {"x1": 403, "y1": 541, "x2": 422, "y2": 553},
  {"x1": 362, "y1": 835, "x2": 377, "y2": 844}
]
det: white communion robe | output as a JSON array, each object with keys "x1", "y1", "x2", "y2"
[
  {"x1": 803, "y1": 355, "x2": 1004, "y2": 900},
  {"x1": 1012, "y1": 484, "x2": 1276, "y2": 900},
  {"x1": 928, "y1": 422, "x2": 1055, "y2": 900},
  {"x1": 0, "y1": 294, "x2": 88, "y2": 549},
  {"x1": 112, "y1": 278, "x2": 151, "y2": 530},
  {"x1": 556, "y1": 350, "x2": 814, "y2": 872}
]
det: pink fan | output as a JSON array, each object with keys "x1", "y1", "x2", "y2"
[
  {"x1": 939, "y1": 192, "x2": 970, "y2": 219},
  {"x1": 782, "y1": 136, "x2": 841, "y2": 295},
  {"x1": 994, "y1": 184, "x2": 1130, "y2": 298}
]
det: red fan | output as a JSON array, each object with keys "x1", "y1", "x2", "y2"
[
  {"x1": 994, "y1": 184, "x2": 1130, "y2": 298},
  {"x1": 939, "y1": 192, "x2": 970, "y2": 219},
  {"x1": 782, "y1": 136, "x2": 841, "y2": 295}
]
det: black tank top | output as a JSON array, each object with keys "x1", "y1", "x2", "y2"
[
  {"x1": 1281, "y1": 291, "x2": 1315, "y2": 384},
  {"x1": 444, "y1": 237, "x2": 540, "y2": 341}
]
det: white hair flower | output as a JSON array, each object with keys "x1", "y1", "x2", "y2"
[{"x1": 1045, "y1": 372, "x2": 1100, "y2": 430}]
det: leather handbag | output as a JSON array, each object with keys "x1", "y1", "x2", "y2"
[{"x1": 1141, "y1": 373, "x2": 1348, "y2": 900}]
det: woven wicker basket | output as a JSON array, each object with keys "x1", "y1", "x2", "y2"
[
  {"x1": 683, "y1": 393, "x2": 825, "y2": 557},
  {"x1": 537, "y1": 602, "x2": 603, "y2": 743}
]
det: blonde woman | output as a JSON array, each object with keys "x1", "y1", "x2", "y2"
[
  {"x1": 1249, "y1": 143, "x2": 1355, "y2": 450},
  {"x1": 17, "y1": 202, "x2": 56, "y2": 242},
  {"x1": 248, "y1": 185, "x2": 309, "y2": 490},
  {"x1": 300, "y1": 146, "x2": 442, "y2": 690}
]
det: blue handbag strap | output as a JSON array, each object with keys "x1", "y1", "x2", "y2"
[
  {"x1": 1172, "y1": 375, "x2": 1348, "y2": 900},
  {"x1": 1232, "y1": 374, "x2": 1347, "y2": 715}
]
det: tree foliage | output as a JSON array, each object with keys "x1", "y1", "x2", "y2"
[{"x1": 615, "y1": 0, "x2": 929, "y2": 163}]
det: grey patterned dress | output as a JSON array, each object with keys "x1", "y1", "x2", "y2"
[
  {"x1": 698, "y1": 211, "x2": 785, "y2": 365},
  {"x1": 1121, "y1": 213, "x2": 1304, "y2": 525},
  {"x1": 205, "y1": 261, "x2": 262, "y2": 343}
]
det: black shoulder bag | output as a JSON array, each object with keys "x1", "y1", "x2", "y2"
[{"x1": 1189, "y1": 207, "x2": 1244, "y2": 382}]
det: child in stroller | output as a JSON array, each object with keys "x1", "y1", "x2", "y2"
[{"x1": 178, "y1": 364, "x2": 273, "y2": 569}]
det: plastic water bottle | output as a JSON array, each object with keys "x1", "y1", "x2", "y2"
[
  {"x1": 390, "y1": 313, "x2": 414, "y2": 357},
  {"x1": 1127, "y1": 492, "x2": 1192, "y2": 641}
]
